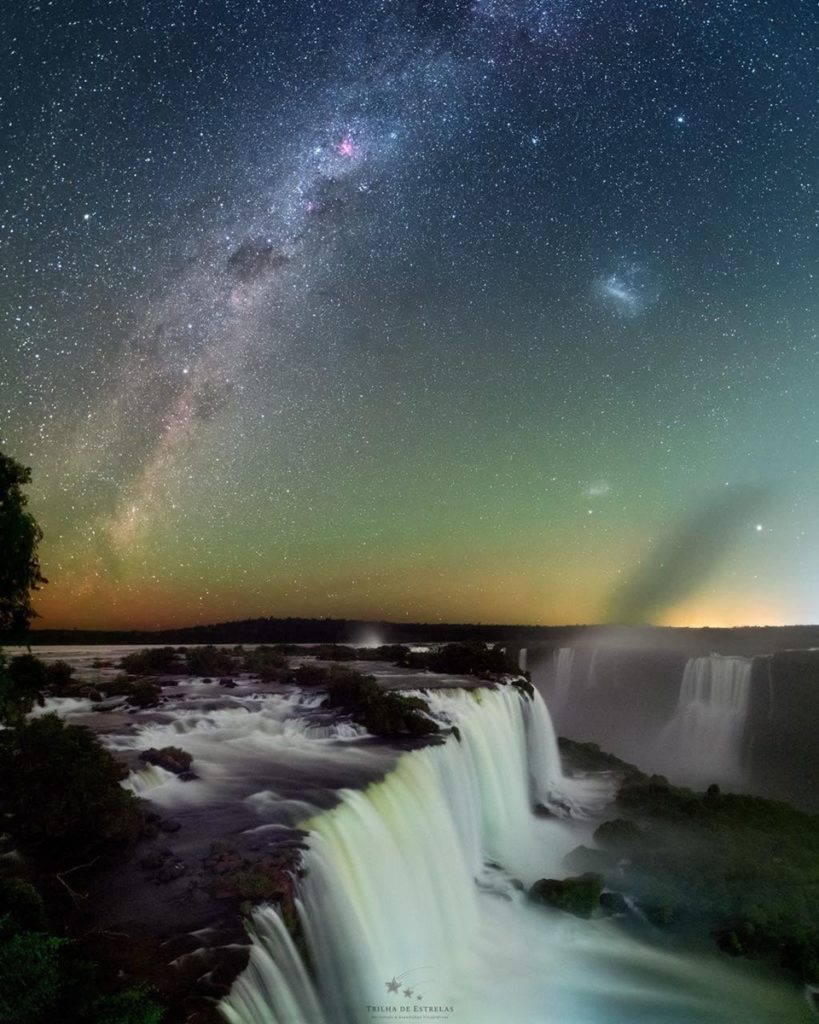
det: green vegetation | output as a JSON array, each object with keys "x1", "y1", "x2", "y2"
[
  {"x1": 0, "y1": 714, "x2": 142, "y2": 850},
  {"x1": 241, "y1": 644, "x2": 287, "y2": 679},
  {"x1": 400, "y1": 641, "x2": 522, "y2": 679},
  {"x1": 593, "y1": 817, "x2": 642, "y2": 849},
  {"x1": 0, "y1": 453, "x2": 46, "y2": 634},
  {"x1": 87, "y1": 985, "x2": 164, "y2": 1024},
  {"x1": 185, "y1": 644, "x2": 235, "y2": 677},
  {"x1": 119, "y1": 647, "x2": 182, "y2": 676},
  {"x1": 0, "y1": 914, "x2": 65, "y2": 1024},
  {"x1": 0, "y1": 878, "x2": 46, "y2": 932},
  {"x1": 0, "y1": 455, "x2": 162, "y2": 1022},
  {"x1": 562, "y1": 741, "x2": 819, "y2": 982},
  {"x1": 324, "y1": 671, "x2": 439, "y2": 737},
  {"x1": 529, "y1": 873, "x2": 604, "y2": 918},
  {"x1": 0, "y1": 912, "x2": 163, "y2": 1024}
]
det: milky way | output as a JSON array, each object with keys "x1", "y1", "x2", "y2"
[{"x1": 1, "y1": 0, "x2": 817, "y2": 628}]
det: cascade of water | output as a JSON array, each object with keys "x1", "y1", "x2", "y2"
[
  {"x1": 221, "y1": 686, "x2": 572, "y2": 1024},
  {"x1": 659, "y1": 655, "x2": 753, "y2": 785},
  {"x1": 220, "y1": 904, "x2": 327, "y2": 1024},
  {"x1": 550, "y1": 647, "x2": 575, "y2": 714},
  {"x1": 586, "y1": 647, "x2": 600, "y2": 688},
  {"x1": 220, "y1": 681, "x2": 805, "y2": 1024},
  {"x1": 122, "y1": 762, "x2": 180, "y2": 796}
]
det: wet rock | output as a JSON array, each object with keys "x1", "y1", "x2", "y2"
[
  {"x1": 593, "y1": 817, "x2": 642, "y2": 849},
  {"x1": 219, "y1": 677, "x2": 237, "y2": 688},
  {"x1": 156, "y1": 859, "x2": 188, "y2": 883},
  {"x1": 529, "y1": 873, "x2": 604, "y2": 918},
  {"x1": 563, "y1": 845, "x2": 610, "y2": 874},
  {"x1": 204, "y1": 842, "x2": 244, "y2": 876},
  {"x1": 140, "y1": 746, "x2": 194, "y2": 775},
  {"x1": 139, "y1": 847, "x2": 172, "y2": 872},
  {"x1": 599, "y1": 890, "x2": 629, "y2": 916}
]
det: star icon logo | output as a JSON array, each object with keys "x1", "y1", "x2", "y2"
[
  {"x1": 403, "y1": 988, "x2": 413, "y2": 998},
  {"x1": 385, "y1": 978, "x2": 400, "y2": 993}
]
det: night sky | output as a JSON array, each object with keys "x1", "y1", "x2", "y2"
[{"x1": 1, "y1": 1, "x2": 816, "y2": 629}]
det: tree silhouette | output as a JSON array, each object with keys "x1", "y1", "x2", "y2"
[{"x1": 0, "y1": 452, "x2": 46, "y2": 632}]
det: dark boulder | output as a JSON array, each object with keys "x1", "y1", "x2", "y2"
[
  {"x1": 528, "y1": 873, "x2": 604, "y2": 918},
  {"x1": 593, "y1": 817, "x2": 642, "y2": 849},
  {"x1": 599, "y1": 890, "x2": 629, "y2": 916},
  {"x1": 140, "y1": 746, "x2": 193, "y2": 775}
]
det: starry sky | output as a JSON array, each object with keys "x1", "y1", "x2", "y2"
[{"x1": 1, "y1": 0, "x2": 816, "y2": 630}]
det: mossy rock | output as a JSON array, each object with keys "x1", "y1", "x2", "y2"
[
  {"x1": 599, "y1": 890, "x2": 629, "y2": 916},
  {"x1": 593, "y1": 817, "x2": 642, "y2": 849},
  {"x1": 528, "y1": 873, "x2": 603, "y2": 918}
]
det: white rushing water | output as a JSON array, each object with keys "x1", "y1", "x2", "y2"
[
  {"x1": 657, "y1": 656, "x2": 753, "y2": 787},
  {"x1": 221, "y1": 685, "x2": 808, "y2": 1024},
  {"x1": 550, "y1": 646, "x2": 576, "y2": 718}
]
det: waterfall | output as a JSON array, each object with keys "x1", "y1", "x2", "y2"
[
  {"x1": 586, "y1": 648, "x2": 600, "y2": 688},
  {"x1": 122, "y1": 762, "x2": 180, "y2": 796},
  {"x1": 221, "y1": 686, "x2": 576, "y2": 1024},
  {"x1": 220, "y1": 905, "x2": 327, "y2": 1024},
  {"x1": 551, "y1": 647, "x2": 575, "y2": 714},
  {"x1": 220, "y1": 681, "x2": 803, "y2": 1024},
  {"x1": 659, "y1": 656, "x2": 752, "y2": 786}
]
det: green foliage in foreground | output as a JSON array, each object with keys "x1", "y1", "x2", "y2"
[
  {"x1": 0, "y1": 714, "x2": 142, "y2": 850},
  {"x1": 0, "y1": 915, "x2": 64, "y2": 1024},
  {"x1": 0, "y1": 914, "x2": 163, "y2": 1024},
  {"x1": 86, "y1": 985, "x2": 164, "y2": 1024},
  {"x1": 561, "y1": 740, "x2": 819, "y2": 982},
  {"x1": 616, "y1": 779, "x2": 819, "y2": 979},
  {"x1": 0, "y1": 452, "x2": 46, "y2": 634}
]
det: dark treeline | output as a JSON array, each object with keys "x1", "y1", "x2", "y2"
[{"x1": 16, "y1": 617, "x2": 819, "y2": 657}]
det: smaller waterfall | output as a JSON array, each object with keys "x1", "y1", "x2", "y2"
[
  {"x1": 659, "y1": 656, "x2": 752, "y2": 786},
  {"x1": 122, "y1": 763, "x2": 179, "y2": 796},
  {"x1": 550, "y1": 647, "x2": 575, "y2": 714}
]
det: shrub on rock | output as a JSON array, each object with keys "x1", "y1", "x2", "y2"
[
  {"x1": 185, "y1": 645, "x2": 235, "y2": 678},
  {"x1": 324, "y1": 672, "x2": 439, "y2": 737},
  {"x1": 120, "y1": 648, "x2": 180, "y2": 676}
]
